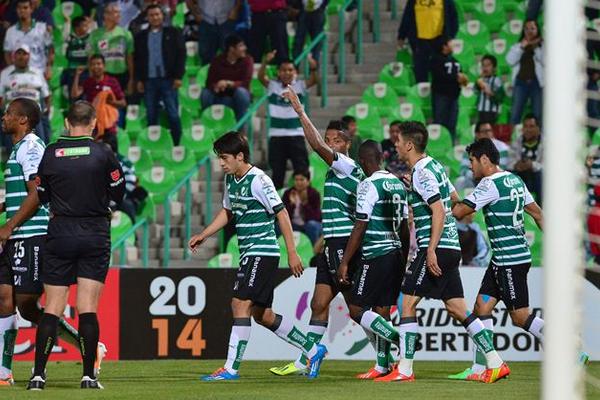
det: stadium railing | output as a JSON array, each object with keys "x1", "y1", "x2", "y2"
[
  {"x1": 338, "y1": 0, "x2": 363, "y2": 83},
  {"x1": 111, "y1": 217, "x2": 150, "y2": 268}
]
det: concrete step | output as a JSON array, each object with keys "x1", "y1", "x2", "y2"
[{"x1": 309, "y1": 95, "x2": 361, "y2": 109}]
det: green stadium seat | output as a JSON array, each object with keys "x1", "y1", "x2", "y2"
[
  {"x1": 459, "y1": 83, "x2": 478, "y2": 119},
  {"x1": 499, "y1": 19, "x2": 524, "y2": 47},
  {"x1": 450, "y1": 39, "x2": 476, "y2": 69},
  {"x1": 126, "y1": 105, "x2": 147, "y2": 139},
  {"x1": 49, "y1": 107, "x2": 65, "y2": 137},
  {"x1": 345, "y1": 103, "x2": 384, "y2": 141},
  {"x1": 127, "y1": 146, "x2": 154, "y2": 174},
  {"x1": 172, "y1": 2, "x2": 187, "y2": 28},
  {"x1": 458, "y1": 0, "x2": 479, "y2": 14},
  {"x1": 137, "y1": 125, "x2": 174, "y2": 162},
  {"x1": 525, "y1": 214, "x2": 543, "y2": 266},
  {"x1": 138, "y1": 195, "x2": 156, "y2": 220},
  {"x1": 185, "y1": 41, "x2": 199, "y2": 66},
  {"x1": 226, "y1": 235, "x2": 239, "y2": 255},
  {"x1": 426, "y1": 124, "x2": 453, "y2": 160},
  {"x1": 277, "y1": 231, "x2": 313, "y2": 267},
  {"x1": 484, "y1": 38, "x2": 510, "y2": 75},
  {"x1": 361, "y1": 83, "x2": 400, "y2": 119},
  {"x1": 179, "y1": 83, "x2": 202, "y2": 118},
  {"x1": 207, "y1": 251, "x2": 241, "y2": 268},
  {"x1": 511, "y1": 123, "x2": 523, "y2": 143},
  {"x1": 308, "y1": 151, "x2": 328, "y2": 198},
  {"x1": 200, "y1": 105, "x2": 236, "y2": 138},
  {"x1": 457, "y1": 20, "x2": 491, "y2": 55},
  {"x1": 59, "y1": 1, "x2": 83, "y2": 20},
  {"x1": 395, "y1": 48, "x2": 413, "y2": 66},
  {"x1": 389, "y1": 102, "x2": 426, "y2": 123},
  {"x1": 139, "y1": 166, "x2": 177, "y2": 204},
  {"x1": 327, "y1": 0, "x2": 344, "y2": 15},
  {"x1": 473, "y1": 0, "x2": 506, "y2": 32},
  {"x1": 110, "y1": 210, "x2": 134, "y2": 246},
  {"x1": 0, "y1": 212, "x2": 5, "y2": 226},
  {"x1": 251, "y1": 78, "x2": 266, "y2": 99},
  {"x1": 181, "y1": 124, "x2": 215, "y2": 160},
  {"x1": 162, "y1": 146, "x2": 198, "y2": 180},
  {"x1": 117, "y1": 129, "x2": 131, "y2": 156},
  {"x1": 406, "y1": 82, "x2": 432, "y2": 119},
  {"x1": 457, "y1": 115, "x2": 474, "y2": 145},
  {"x1": 378, "y1": 62, "x2": 415, "y2": 96}
]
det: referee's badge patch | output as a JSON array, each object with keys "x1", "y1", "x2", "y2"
[{"x1": 111, "y1": 169, "x2": 121, "y2": 181}]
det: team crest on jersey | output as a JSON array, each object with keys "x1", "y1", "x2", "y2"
[
  {"x1": 503, "y1": 175, "x2": 521, "y2": 188},
  {"x1": 240, "y1": 186, "x2": 248, "y2": 197},
  {"x1": 99, "y1": 40, "x2": 108, "y2": 50}
]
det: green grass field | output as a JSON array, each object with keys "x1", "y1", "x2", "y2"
[{"x1": 2, "y1": 360, "x2": 599, "y2": 400}]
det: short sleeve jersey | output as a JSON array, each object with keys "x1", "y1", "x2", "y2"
[
  {"x1": 5, "y1": 133, "x2": 49, "y2": 239},
  {"x1": 322, "y1": 152, "x2": 365, "y2": 239},
  {"x1": 3, "y1": 20, "x2": 52, "y2": 71},
  {"x1": 410, "y1": 156, "x2": 460, "y2": 250},
  {"x1": 223, "y1": 166, "x2": 284, "y2": 259},
  {"x1": 0, "y1": 66, "x2": 49, "y2": 111},
  {"x1": 464, "y1": 171, "x2": 535, "y2": 266},
  {"x1": 355, "y1": 170, "x2": 408, "y2": 259},
  {"x1": 267, "y1": 79, "x2": 306, "y2": 137},
  {"x1": 89, "y1": 26, "x2": 134, "y2": 75}
]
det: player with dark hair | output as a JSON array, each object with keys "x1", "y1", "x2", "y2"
[
  {"x1": 189, "y1": 132, "x2": 327, "y2": 381},
  {"x1": 28, "y1": 100, "x2": 125, "y2": 390}
]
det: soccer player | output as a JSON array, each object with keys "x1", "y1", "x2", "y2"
[
  {"x1": 343, "y1": 121, "x2": 508, "y2": 384},
  {"x1": 0, "y1": 99, "x2": 104, "y2": 387},
  {"x1": 28, "y1": 101, "x2": 125, "y2": 390},
  {"x1": 336, "y1": 140, "x2": 411, "y2": 378},
  {"x1": 189, "y1": 132, "x2": 327, "y2": 381},
  {"x1": 449, "y1": 138, "x2": 545, "y2": 380},
  {"x1": 269, "y1": 86, "x2": 393, "y2": 379}
]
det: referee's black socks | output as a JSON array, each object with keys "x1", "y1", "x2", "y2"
[
  {"x1": 78, "y1": 313, "x2": 99, "y2": 378},
  {"x1": 33, "y1": 313, "x2": 59, "y2": 376}
]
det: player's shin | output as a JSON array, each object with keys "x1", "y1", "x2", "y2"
[
  {"x1": 224, "y1": 318, "x2": 251, "y2": 374},
  {"x1": 269, "y1": 314, "x2": 317, "y2": 358},
  {"x1": 78, "y1": 313, "x2": 99, "y2": 379},
  {"x1": 398, "y1": 317, "x2": 418, "y2": 376},
  {"x1": 296, "y1": 320, "x2": 327, "y2": 368},
  {"x1": 472, "y1": 315, "x2": 494, "y2": 373},
  {"x1": 463, "y1": 314, "x2": 502, "y2": 368},
  {"x1": 0, "y1": 313, "x2": 17, "y2": 379},
  {"x1": 523, "y1": 314, "x2": 544, "y2": 342},
  {"x1": 33, "y1": 313, "x2": 59, "y2": 376},
  {"x1": 357, "y1": 310, "x2": 400, "y2": 345}
]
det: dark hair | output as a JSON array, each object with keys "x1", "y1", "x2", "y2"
[
  {"x1": 435, "y1": 35, "x2": 451, "y2": 53},
  {"x1": 466, "y1": 138, "x2": 500, "y2": 166},
  {"x1": 89, "y1": 54, "x2": 105, "y2": 64},
  {"x1": 67, "y1": 100, "x2": 96, "y2": 127},
  {"x1": 224, "y1": 34, "x2": 244, "y2": 52},
  {"x1": 481, "y1": 54, "x2": 497, "y2": 68},
  {"x1": 389, "y1": 119, "x2": 402, "y2": 129},
  {"x1": 475, "y1": 121, "x2": 493, "y2": 133},
  {"x1": 15, "y1": 0, "x2": 31, "y2": 7},
  {"x1": 522, "y1": 113, "x2": 539, "y2": 126},
  {"x1": 519, "y1": 19, "x2": 541, "y2": 41},
  {"x1": 72, "y1": 16, "x2": 87, "y2": 29},
  {"x1": 145, "y1": 4, "x2": 164, "y2": 15},
  {"x1": 358, "y1": 140, "x2": 382, "y2": 164},
  {"x1": 9, "y1": 98, "x2": 41, "y2": 130},
  {"x1": 213, "y1": 131, "x2": 250, "y2": 162},
  {"x1": 326, "y1": 119, "x2": 351, "y2": 142},
  {"x1": 341, "y1": 115, "x2": 356, "y2": 125},
  {"x1": 278, "y1": 58, "x2": 296, "y2": 69},
  {"x1": 398, "y1": 121, "x2": 428, "y2": 153},
  {"x1": 293, "y1": 169, "x2": 310, "y2": 180}
]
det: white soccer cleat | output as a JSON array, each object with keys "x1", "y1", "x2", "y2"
[{"x1": 94, "y1": 342, "x2": 108, "y2": 376}]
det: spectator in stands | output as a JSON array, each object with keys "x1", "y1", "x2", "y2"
[
  {"x1": 182, "y1": 7, "x2": 201, "y2": 42},
  {"x1": 71, "y1": 54, "x2": 126, "y2": 150},
  {"x1": 61, "y1": 16, "x2": 91, "y2": 100},
  {"x1": 259, "y1": 51, "x2": 318, "y2": 189},
  {"x1": 0, "y1": 43, "x2": 50, "y2": 143},
  {"x1": 511, "y1": 113, "x2": 543, "y2": 204},
  {"x1": 282, "y1": 169, "x2": 322, "y2": 245},
  {"x1": 456, "y1": 213, "x2": 489, "y2": 267},
  {"x1": 455, "y1": 121, "x2": 511, "y2": 190},
  {"x1": 201, "y1": 34, "x2": 252, "y2": 121},
  {"x1": 431, "y1": 37, "x2": 468, "y2": 143},
  {"x1": 587, "y1": 68, "x2": 600, "y2": 139},
  {"x1": 186, "y1": 0, "x2": 241, "y2": 65},
  {"x1": 4, "y1": 0, "x2": 53, "y2": 79},
  {"x1": 397, "y1": 0, "x2": 458, "y2": 83},
  {"x1": 475, "y1": 54, "x2": 505, "y2": 124},
  {"x1": 247, "y1": 0, "x2": 288, "y2": 64},
  {"x1": 588, "y1": 184, "x2": 600, "y2": 265},
  {"x1": 291, "y1": 0, "x2": 326, "y2": 62},
  {"x1": 89, "y1": 3, "x2": 135, "y2": 96},
  {"x1": 381, "y1": 120, "x2": 410, "y2": 177},
  {"x1": 134, "y1": 4, "x2": 185, "y2": 145},
  {"x1": 341, "y1": 114, "x2": 362, "y2": 161},
  {"x1": 507, "y1": 19, "x2": 543, "y2": 125},
  {"x1": 586, "y1": 147, "x2": 600, "y2": 206},
  {"x1": 116, "y1": 0, "x2": 141, "y2": 28},
  {"x1": 4, "y1": 0, "x2": 54, "y2": 27},
  {"x1": 526, "y1": 0, "x2": 543, "y2": 21}
]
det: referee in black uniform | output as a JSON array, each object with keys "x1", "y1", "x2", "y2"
[{"x1": 27, "y1": 101, "x2": 125, "y2": 390}]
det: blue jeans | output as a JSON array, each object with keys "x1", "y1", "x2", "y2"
[
  {"x1": 294, "y1": 220, "x2": 322, "y2": 245},
  {"x1": 144, "y1": 78, "x2": 182, "y2": 145},
  {"x1": 432, "y1": 93, "x2": 459, "y2": 142},
  {"x1": 198, "y1": 20, "x2": 236, "y2": 65},
  {"x1": 201, "y1": 87, "x2": 251, "y2": 121},
  {"x1": 293, "y1": 7, "x2": 325, "y2": 62},
  {"x1": 510, "y1": 78, "x2": 542, "y2": 125}
]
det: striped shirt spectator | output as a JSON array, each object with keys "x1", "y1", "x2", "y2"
[{"x1": 475, "y1": 55, "x2": 505, "y2": 124}]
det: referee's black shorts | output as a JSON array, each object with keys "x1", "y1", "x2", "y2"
[{"x1": 42, "y1": 216, "x2": 111, "y2": 286}]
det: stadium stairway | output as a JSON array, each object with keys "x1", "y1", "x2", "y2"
[{"x1": 123, "y1": 1, "x2": 402, "y2": 268}]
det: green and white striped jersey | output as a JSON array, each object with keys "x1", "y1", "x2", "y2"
[
  {"x1": 322, "y1": 152, "x2": 366, "y2": 240},
  {"x1": 464, "y1": 171, "x2": 534, "y2": 266},
  {"x1": 409, "y1": 156, "x2": 460, "y2": 250},
  {"x1": 5, "y1": 133, "x2": 49, "y2": 239},
  {"x1": 355, "y1": 170, "x2": 408, "y2": 259},
  {"x1": 268, "y1": 79, "x2": 306, "y2": 137},
  {"x1": 223, "y1": 166, "x2": 284, "y2": 259}
]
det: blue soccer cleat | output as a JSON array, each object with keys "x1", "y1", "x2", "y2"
[
  {"x1": 307, "y1": 344, "x2": 328, "y2": 379},
  {"x1": 200, "y1": 368, "x2": 239, "y2": 381}
]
